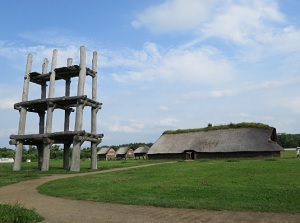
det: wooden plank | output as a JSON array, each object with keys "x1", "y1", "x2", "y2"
[
  {"x1": 13, "y1": 95, "x2": 102, "y2": 113},
  {"x1": 29, "y1": 65, "x2": 95, "y2": 85},
  {"x1": 9, "y1": 130, "x2": 103, "y2": 146},
  {"x1": 10, "y1": 131, "x2": 87, "y2": 139}
]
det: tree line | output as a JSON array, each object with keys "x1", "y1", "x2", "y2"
[{"x1": 277, "y1": 133, "x2": 300, "y2": 148}]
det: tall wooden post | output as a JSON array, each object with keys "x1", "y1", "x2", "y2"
[
  {"x1": 38, "y1": 58, "x2": 48, "y2": 170},
  {"x1": 41, "y1": 49, "x2": 57, "y2": 171},
  {"x1": 13, "y1": 54, "x2": 33, "y2": 171},
  {"x1": 63, "y1": 58, "x2": 72, "y2": 169},
  {"x1": 41, "y1": 58, "x2": 48, "y2": 99},
  {"x1": 71, "y1": 46, "x2": 86, "y2": 171},
  {"x1": 91, "y1": 51, "x2": 98, "y2": 170}
]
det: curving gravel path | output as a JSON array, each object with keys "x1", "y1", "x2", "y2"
[{"x1": 0, "y1": 163, "x2": 299, "y2": 223}]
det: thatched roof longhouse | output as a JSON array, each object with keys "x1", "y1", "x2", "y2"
[
  {"x1": 97, "y1": 147, "x2": 112, "y2": 155},
  {"x1": 116, "y1": 146, "x2": 135, "y2": 159},
  {"x1": 148, "y1": 126, "x2": 283, "y2": 159},
  {"x1": 134, "y1": 145, "x2": 150, "y2": 159},
  {"x1": 134, "y1": 145, "x2": 150, "y2": 154},
  {"x1": 97, "y1": 147, "x2": 116, "y2": 160}
]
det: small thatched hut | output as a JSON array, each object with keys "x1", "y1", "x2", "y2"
[
  {"x1": 134, "y1": 145, "x2": 150, "y2": 159},
  {"x1": 116, "y1": 146, "x2": 135, "y2": 159},
  {"x1": 148, "y1": 123, "x2": 283, "y2": 159},
  {"x1": 97, "y1": 147, "x2": 116, "y2": 160}
]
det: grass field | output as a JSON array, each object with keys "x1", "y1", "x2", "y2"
[
  {"x1": 0, "y1": 159, "x2": 164, "y2": 187},
  {"x1": 37, "y1": 150, "x2": 300, "y2": 213}
]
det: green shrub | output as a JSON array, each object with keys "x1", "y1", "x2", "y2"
[{"x1": 0, "y1": 203, "x2": 44, "y2": 223}]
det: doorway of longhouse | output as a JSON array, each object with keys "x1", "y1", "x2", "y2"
[{"x1": 185, "y1": 151, "x2": 195, "y2": 160}]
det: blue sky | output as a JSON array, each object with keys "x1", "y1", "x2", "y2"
[{"x1": 0, "y1": 0, "x2": 299, "y2": 148}]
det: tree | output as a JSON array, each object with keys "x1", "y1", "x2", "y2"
[
  {"x1": 0, "y1": 147, "x2": 15, "y2": 158},
  {"x1": 277, "y1": 133, "x2": 300, "y2": 148},
  {"x1": 50, "y1": 145, "x2": 63, "y2": 159},
  {"x1": 81, "y1": 147, "x2": 91, "y2": 160},
  {"x1": 110, "y1": 142, "x2": 153, "y2": 150},
  {"x1": 22, "y1": 146, "x2": 37, "y2": 162}
]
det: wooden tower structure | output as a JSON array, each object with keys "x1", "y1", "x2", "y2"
[{"x1": 10, "y1": 46, "x2": 103, "y2": 171}]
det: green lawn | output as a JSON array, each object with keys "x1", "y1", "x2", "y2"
[
  {"x1": 0, "y1": 159, "x2": 164, "y2": 187},
  {"x1": 38, "y1": 151, "x2": 300, "y2": 213}
]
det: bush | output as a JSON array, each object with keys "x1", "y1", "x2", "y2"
[{"x1": 0, "y1": 203, "x2": 44, "y2": 223}]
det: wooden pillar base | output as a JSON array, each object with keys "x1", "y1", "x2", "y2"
[
  {"x1": 13, "y1": 143, "x2": 23, "y2": 171},
  {"x1": 63, "y1": 143, "x2": 71, "y2": 170},
  {"x1": 90, "y1": 142, "x2": 98, "y2": 170},
  {"x1": 70, "y1": 141, "x2": 81, "y2": 171},
  {"x1": 37, "y1": 144, "x2": 44, "y2": 170},
  {"x1": 41, "y1": 144, "x2": 51, "y2": 171}
]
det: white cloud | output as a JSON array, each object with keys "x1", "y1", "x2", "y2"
[
  {"x1": 131, "y1": 0, "x2": 300, "y2": 63},
  {"x1": 159, "y1": 118, "x2": 178, "y2": 127},
  {"x1": 132, "y1": 0, "x2": 218, "y2": 33},
  {"x1": 159, "y1": 106, "x2": 171, "y2": 112},
  {"x1": 182, "y1": 88, "x2": 237, "y2": 100},
  {"x1": 108, "y1": 43, "x2": 235, "y2": 84},
  {"x1": 240, "y1": 113, "x2": 250, "y2": 118},
  {"x1": 247, "y1": 77, "x2": 300, "y2": 91},
  {"x1": 0, "y1": 98, "x2": 16, "y2": 110},
  {"x1": 0, "y1": 128, "x2": 17, "y2": 137},
  {"x1": 106, "y1": 119, "x2": 145, "y2": 133},
  {"x1": 159, "y1": 47, "x2": 235, "y2": 83},
  {"x1": 132, "y1": 0, "x2": 286, "y2": 44},
  {"x1": 209, "y1": 89, "x2": 236, "y2": 98},
  {"x1": 267, "y1": 26, "x2": 300, "y2": 53},
  {"x1": 1, "y1": 29, "x2": 296, "y2": 90},
  {"x1": 108, "y1": 124, "x2": 139, "y2": 133},
  {"x1": 19, "y1": 29, "x2": 94, "y2": 48},
  {"x1": 0, "y1": 37, "x2": 98, "y2": 73},
  {"x1": 0, "y1": 87, "x2": 20, "y2": 110},
  {"x1": 197, "y1": 0, "x2": 300, "y2": 62},
  {"x1": 182, "y1": 76, "x2": 300, "y2": 100},
  {"x1": 202, "y1": 0, "x2": 284, "y2": 44}
]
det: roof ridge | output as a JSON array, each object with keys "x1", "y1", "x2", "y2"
[{"x1": 163, "y1": 122, "x2": 270, "y2": 135}]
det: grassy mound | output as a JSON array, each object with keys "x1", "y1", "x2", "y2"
[{"x1": 163, "y1": 122, "x2": 270, "y2": 134}]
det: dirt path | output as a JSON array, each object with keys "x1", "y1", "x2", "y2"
[{"x1": 0, "y1": 163, "x2": 299, "y2": 223}]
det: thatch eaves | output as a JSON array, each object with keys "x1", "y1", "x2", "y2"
[
  {"x1": 134, "y1": 145, "x2": 150, "y2": 154},
  {"x1": 97, "y1": 147, "x2": 114, "y2": 155},
  {"x1": 116, "y1": 146, "x2": 133, "y2": 155}
]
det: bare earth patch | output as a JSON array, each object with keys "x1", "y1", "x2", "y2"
[{"x1": 0, "y1": 164, "x2": 299, "y2": 223}]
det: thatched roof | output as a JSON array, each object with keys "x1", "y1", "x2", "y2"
[
  {"x1": 97, "y1": 147, "x2": 114, "y2": 155},
  {"x1": 134, "y1": 145, "x2": 150, "y2": 154},
  {"x1": 116, "y1": 146, "x2": 133, "y2": 155},
  {"x1": 148, "y1": 127, "x2": 283, "y2": 154}
]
